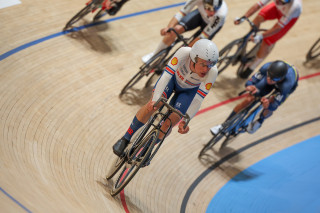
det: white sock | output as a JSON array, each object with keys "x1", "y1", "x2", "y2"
[
  {"x1": 249, "y1": 57, "x2": 264, "y2": 70},
  {"x1": 153, "y1": 41, "x2": 169, "y2": 55}
]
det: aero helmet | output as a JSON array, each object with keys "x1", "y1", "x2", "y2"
[
  {"x1": 203, "y1": 0, "x2": 223, "y2": 11},
  {"x1": 267, "y1": 60, "x2": 288, "y2": 81},
  {"x1": 190, "y1": 39, "x2": 219, "y2": 67}
]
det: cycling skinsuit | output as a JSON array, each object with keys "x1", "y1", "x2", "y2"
[
  {"x1": 152, "y1": 47, "x2": 218, "y2": 119},
  {"x1": 174, "y1": 0, "x2": 228, "y2": 40},
  {"x1": 246, "y1": 61, "x2": 299, "y2": 111},
  {"x1": 258, "y1": 0, "x2": 302, "y2": 45}
]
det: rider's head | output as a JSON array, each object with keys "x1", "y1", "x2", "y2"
[
  {"x1": 203, "y1": 0, "x2": 222, "y2": 15},
  {"x1": 276, "y1": 0, "x2": 291, "y2": 5},
  {"x1": 190, "y1": 39, "x2": 219, "y2": 77},
  {"x1": 267, "y1": 60, "x2": 288, "y2": 83}
]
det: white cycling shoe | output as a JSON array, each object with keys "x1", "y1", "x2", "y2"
[
  {"x1": 141, "y1": 52, "x2": 154, "y2": 63},
  {"x1": 247, "y1": 120, "x2": 262, "y2": 134},
  {"x1": 210, "y1": 124, "x2": 222, "y2": 135}
]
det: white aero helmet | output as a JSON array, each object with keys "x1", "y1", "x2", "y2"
[{"x1": 190, "y1": 39, "x2": 219, "y2": 68}]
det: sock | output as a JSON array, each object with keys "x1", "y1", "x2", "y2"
[
  {"x1": 124, "y1": 116, "x2": 144, "y2": 141},
  {"x1": 153, "y1": 41, "x2": 169, "y2": 55},
  {"x1": 249, "y1": 57, "x2": 264, "y2": 70}
]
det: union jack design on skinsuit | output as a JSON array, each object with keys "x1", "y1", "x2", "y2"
[
  {"x1": 165, "y1": 65, "x2": 175, "y2": 76},
  {"x1": 186, "y1": 80, "x2": 201, "y2": 87},
  {"x1": 197, "y1": 88, "x2": 208, "y2": 99}
]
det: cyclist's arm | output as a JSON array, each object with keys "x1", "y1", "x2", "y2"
[
  {"x1": 174, "y1": 0, "x2": 198, "y2": 22},
  {"x1": 185, "y1": 67, "x2": 218, "y2": 119},
  {"x1": 201, "y1": 15, "x2": 225, "y2": 40},
  {"x1": 245, "y1": 63, "x2": 269, "y2": 87},
  {"x1": 152, "y1": 48, "x2": 186, "y2": 102}
]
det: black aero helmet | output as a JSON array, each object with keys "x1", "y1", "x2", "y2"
[
  {"x1": 203, "y1": 0, "x2": 222, "y2": 11},
  {"x1": 267, "y1": 60, "x2": 288, "y2": 81}
]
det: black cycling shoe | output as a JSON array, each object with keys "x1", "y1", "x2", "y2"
[
  {"x1": 113, "y1": 137, "x2": 129, "y2": 157},
  {"x1": 238, "y1": 67, "x2": 253, "y2": 79}
]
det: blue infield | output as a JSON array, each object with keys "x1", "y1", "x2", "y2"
[{"x1": 207, "y1": 134, "x2": 320, "y2": 213}]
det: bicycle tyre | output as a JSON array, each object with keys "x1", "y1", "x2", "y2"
[
  {"x1": 306, "y1": 38, "x2": 320, "y2": 61},
  {"x1": 64, "y1": 3, "x2": 95, "y2": 30},
  {"x1": 110, "y1": 130, "x2": 158, "y2": 196},
  {"x1": 93, "y1": 8, "x2": 107, "y2": 21},
  {"x1": 106, "y1": 155, "x2": 126, "y2": 180},
  {"x1": 120, "y1": 49, "x2": 168, "y2": 95},
  {"x1": 236, "y1": 42, "x2": 261, "y2": 78},
  {"x1": 217, "y1": 39, "x2": 243, "y2": 74},
  {"x1": 198, "y1": 132, "x2": 224, "y2": 157}
]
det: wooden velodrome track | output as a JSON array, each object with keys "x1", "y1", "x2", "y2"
[{"x1": 1, "y1": 0, "x2": 319, "y2": 212}]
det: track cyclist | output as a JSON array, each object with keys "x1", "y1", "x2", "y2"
[
  {"x1": 141, "y1": 0, "x2": 227, "y2": 63},
  {"x1": 210, "y1": 60, "x2": 299, "y2": 135},
  {"x1": 234, "y1": 0, "x2": 302, "y2": 78},
  {"x1": 113, "y1": 39, "x2": 219, "y2": 161}
]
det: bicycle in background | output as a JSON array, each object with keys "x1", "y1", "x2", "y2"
[
  {"x1": 198, "y1": 90, "x2": 275, "y2": 158},
  {"x1": 119, "y1": 28, "x2": 202, "y2": 96},
  {"x1": 306, "y1": 38, "x2": 320, "y2": 62},
  {"x1": 216, "y1": 17, "x2": 266, "y2": 78},
  {"x1": 106, "y1": 97, "x2": 190, "y2": 196},
  {"x1": 63, "y1": 0, "x2": 127, "y2": 30}
]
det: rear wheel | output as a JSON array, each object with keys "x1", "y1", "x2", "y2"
[
  {"x1": 93, "y1": 8, "x2": 107, "y2": 21},
  {"x1": 217, "y1": 39, "x2": 243, "y2": 74},
  {"x1": 236, "y1": 42, "x2": 261, "y2": 78},
  {"x1": 110, "y1": 130, "x2": 158, "y2": 196}
]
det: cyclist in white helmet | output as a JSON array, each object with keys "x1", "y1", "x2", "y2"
[
  {"x1": 141, "y1": 0, "x2": 227, "y2": 63},
  {"x1": 113, "y1": 39, "x2": 219, "y2": 160}
]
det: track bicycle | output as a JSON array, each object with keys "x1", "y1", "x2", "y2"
[
  {"x1": 306, "y1": 37, "x2": 320, "y2": 62},
  {"x1": 63, "y1": 0, "x2": 125, "y2": 30},
  {"x1": 106, "y1": 97, "x2": 190, "y2": 196},
  {"x1": 198, "y1": 90, "x2": 275, "y2": 158},
  {"x1": 119, "y1": 28, "x2": 202, "y2": 96},
  {"x1": 216, "y1": 17, "x2": 266, "y2": 78}
]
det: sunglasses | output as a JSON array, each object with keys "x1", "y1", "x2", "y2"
[
  {"x1": 198, "y1": 61, "x2": 216, "y2": 68},
  {"x1": 267, "y1": 73, "x2": 283, "y2": 82},
  {"x1": 278, "y1": 0, "x2": 290, "y2": 4},
  {"x1": 204, "y1": 3, "x2": 215, "y2": 12}
]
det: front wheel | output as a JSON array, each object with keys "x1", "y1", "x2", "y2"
[
  {"x1": 64, "y1": 3, "x2": 95, "y2": 30},
  {"x1": 106, "y1": 155, "x2": 126, "y2": 180},
  {"x1": 119, "y1": 49, "x2": 168, "y2": 95},
  {"x1": 217, "y1": 39, "x2": 243, "y2": 74},
  {"x1": 93, "y1": 8, "x2": 107, "y2": 21},
  {"x1": 306, "y1": 38, "x2": 320, "y2": 61},
  {"x1": 198, "y1": 132, "x2": 225, "y2": 158},
  {"x1": 110, "y1": 130, "x2": 158, "y2": 196}
]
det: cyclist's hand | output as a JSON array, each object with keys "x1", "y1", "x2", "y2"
[
  {"x1": 253, "y1": 34, "x2": 263, "y2": 44},
  {"x1": 261, "y1": 97, "x2": 270, "y2": 109},
  {"x1": 246, "y1": 85, "x2": 258, "y2": 94},
  {"x1": 147, "y1": 101, "x2": 158, "y2": 112},
  {"x1": 102, "y1": 0, "x2": 113, "y2": 10},
  {"x1": 160, "y1": 27, "x2": 170, "y2": 36},
  {"x1": 178, "y1": 121, "x2": 189, "y2": 134},
  {"x1": 234, "y1": 16, "x2": 245, "y2": 25}
]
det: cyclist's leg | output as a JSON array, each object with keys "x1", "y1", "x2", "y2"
[
  {"x1": 158, "y1": 86, "x2": 198, "y2": 140},
  {"x1": 113, "y1": 76, "x2": 175, "y2": 156}
]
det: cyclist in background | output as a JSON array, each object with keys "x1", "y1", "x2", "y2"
[
  {"x1": 113, "y1": 39, "x2": 219, "y2": 158},
  {"x1": 234, "y1": 0, "x2": 302, "y2": 78},
  {"x1": 210, "y1": 60, "x2": 299, "y2": 134},
  {"x1": 141, "y1": 0, "x2": 227, "y2": 63}
]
